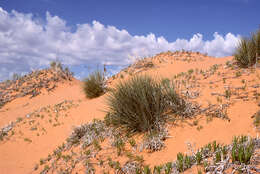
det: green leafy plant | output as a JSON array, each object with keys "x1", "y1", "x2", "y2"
[
  {"x1": 197, "y1": 169, "x2": 202, "y2": 174},
  {"x1": 113, "y1": 136, "x2": 125, "y2": 156},
  {"x1": 212, "y1": 141, "x2": 219, "y2": 152},
  {"x1": 203, "y1": 161, "x2": 209, "y2": 171},
  {"x1": 188, "y1": 69, "x2": 194, "y2": 75},
  {"x1": 143, "y1": 165, "x2": 152, "y2": 174},
  {"x1": 161, "y1": 78, "x2": 170, "y2": 86},
  {"x1": 153, "y1": 165, "x2": 162, "y2": 174},
  {"x1": 231, "y1": 136, "x2": 254, "y2": 164},
  {"x1": 164, "y1": 162, "x2": 172, "y2": 174},
  {"x1": 83, "y1": 71, "x2": 106, "y2": 99},
  {"x1": 128, "y1": 138, "x2": 136, "y2": 147},
  {"x1": 176, "y1": 152, "x2": 184, "y2": 172},
  {"x1": 221, "y1": 145, "x2": 228, "y2": 159},
  {"x1": 184, "y1": 155, "x2": 193, "y2": 169},
  {"x1": 215, "y1": 151, "x2": 221, "y2": 163},
  {"x1": 195, "y1": 151, "x2": 202, "y2": 165}
]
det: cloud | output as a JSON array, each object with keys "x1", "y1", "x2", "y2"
[{"x1": 0, "y1": 7, "x2": 240, "y2": 81}]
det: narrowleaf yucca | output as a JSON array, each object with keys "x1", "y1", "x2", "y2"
[
  {"x1": 234, "y1": 29, "x2": 260, "y2": 67},
  {"x1": 105, "y1": 75, "x2": 186, "y2": 133},
  {"x1": 83, "y1": 71, "x2": 106, "y2": 99}
]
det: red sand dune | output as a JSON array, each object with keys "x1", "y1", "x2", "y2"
[{"x1": 0, "y1": 51, "x2": 259, "y2": 174}]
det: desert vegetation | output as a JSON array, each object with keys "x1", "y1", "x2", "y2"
[
  {"x1": 83, "y1": 70, "x2": 107, "y2": 99},
  {"x1": 0, "y1": 60, "x2": 73, "y2": 109},
  {"x1": 1, "y1": 50, "x2": 260, "y2": 174},
  {"x1": 105, "y1": 75, "x2": 188, "y2": 133},
  {"x1": 34, "y1": 116, "x2": 260, "y2": 174},
  {"x1": 234, "y1": 29, "x2": 260, "y2": 67}
]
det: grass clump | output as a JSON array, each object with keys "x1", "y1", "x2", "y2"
[
  {"x1": 231, "y1": 136, "x2": 254, "y2": 164},
  {"x1": 83, "y1": 71, "x2": 106, "y2": 99},
  {"x1": 234, "y1": 29, "x2": 260, "y2": 68},
  {"x1": 105, "y1": 75, "x2": 187, "y2": 133},
  {"x1": 176, "y1": 153, "x2": 193, "y2": 172}
]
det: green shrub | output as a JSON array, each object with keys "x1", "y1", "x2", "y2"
[
  {"x1": 234, "y1": 29, "x2": 260, "y2": 67},
  {"x1": 231, "y1": 136, "x2": 254, "y2": 164},
  {"x1": 195, "y1": 151, "x2": 202, "y2": 164},
  {"x1": 105, "y1": 75, "x2": 186, "y2": 133},
  {"x1": 176, "y1": 153, "x2": 193, "y2": 172},
  {"x1": 83, "y1": 71, "x2": 106, "y2": 99}
]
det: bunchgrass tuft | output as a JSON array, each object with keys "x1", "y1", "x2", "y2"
[
  {"x1": 231, "y1": 136, "x2": 254, "y2": 164},
  {"x1": 83, "y1": 71, "x2": 106, "y2": 99},
  {"x1": 105, "y1": 75, "x2": 186, "y2": 133},
  {"x1": 234, "y1": 29, "x2": 260, "y2": 68}
]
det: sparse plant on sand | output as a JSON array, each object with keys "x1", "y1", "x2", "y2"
[
  {"x1": 225, "y1": 60, "x2": 232, "y2": 67},
  {"x1": 234, "y1": 29, "x2": 260, "y2": 68},
  {"x1": 50, "y1": 60, "x2": 63, "y2": 70},
  {"x1": 231, "y1": 136, "x2": 254, "y2": 164},
  {"x1": 188, "y1": 69, "x2": 194, "y2": 75},
  {"x1": 236, "y1": 71, "x2": 242, "y2": 77},
  {"x1": 142, "y1": 127, "x2": 168, "y2": 152},
  {"x1": 176, "y1": 152, "x2": 193, "y2": 172},
  {"x1": 24, "y1": 137, "x2": 32, "y2": 143},
  {"x1": 50, "y1": 61, "x2": 57, "y2": 69},
  {"x1": 253, "y1": 110, "x2": 260, "y2": 127},
  {"x1": 128, "y1": 138, "x2": 136, "y2": 147},
  {"x1": 83, "y1": 70, "x2": 106, "y2": 99},
  {"x1": 112, "y1": 135, "x2": 125, "y2": 156},
  {"x1": 12, "y1": 73, "x2": 20, "y2": 81},
  {"x1": 105, "y1": 75, "x2": 187, "y2": 133},
  {"x1": 66, "y1": 120, "x2": 109, "y2": 148},
  {"x1": 225, "y1": 89, "x2": 232, "y2": 99},
  {"x1": 195, "y1": 150, "x2": 202, "y2": 165}
]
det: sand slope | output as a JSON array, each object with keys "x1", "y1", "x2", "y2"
[{"x1": 0, "y1": 51, "x2": 259, "y2": 174}]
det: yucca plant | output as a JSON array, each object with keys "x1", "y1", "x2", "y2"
[
  {"x1": 83, "y1": 71, "x2": 106, "y2": 99},
  {"x1": 105, "y1": 75, "x2": 186, "y2": 133},
  {"x1": 234, "y1": 29, "x2": 260, "y2": 67}
]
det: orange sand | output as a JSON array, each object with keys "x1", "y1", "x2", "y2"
[{"x1": 0, "y1": 52, "x2": 259, "y2": 174}]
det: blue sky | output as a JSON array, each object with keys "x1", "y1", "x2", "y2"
[{"x1": 0, "y1": 0, "x2": 259, "y2": 81}]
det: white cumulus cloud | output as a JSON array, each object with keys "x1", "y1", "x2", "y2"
[{"x1": 0, "y1": 7, "x2": 240, "y2": 81}]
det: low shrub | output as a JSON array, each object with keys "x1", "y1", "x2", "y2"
[
  {"x1": 83, "y1": 71, "x2": 106, "y2": 99},
  {"x1": 105, "y1": 75, "x2": 186, "y2": 133}
]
